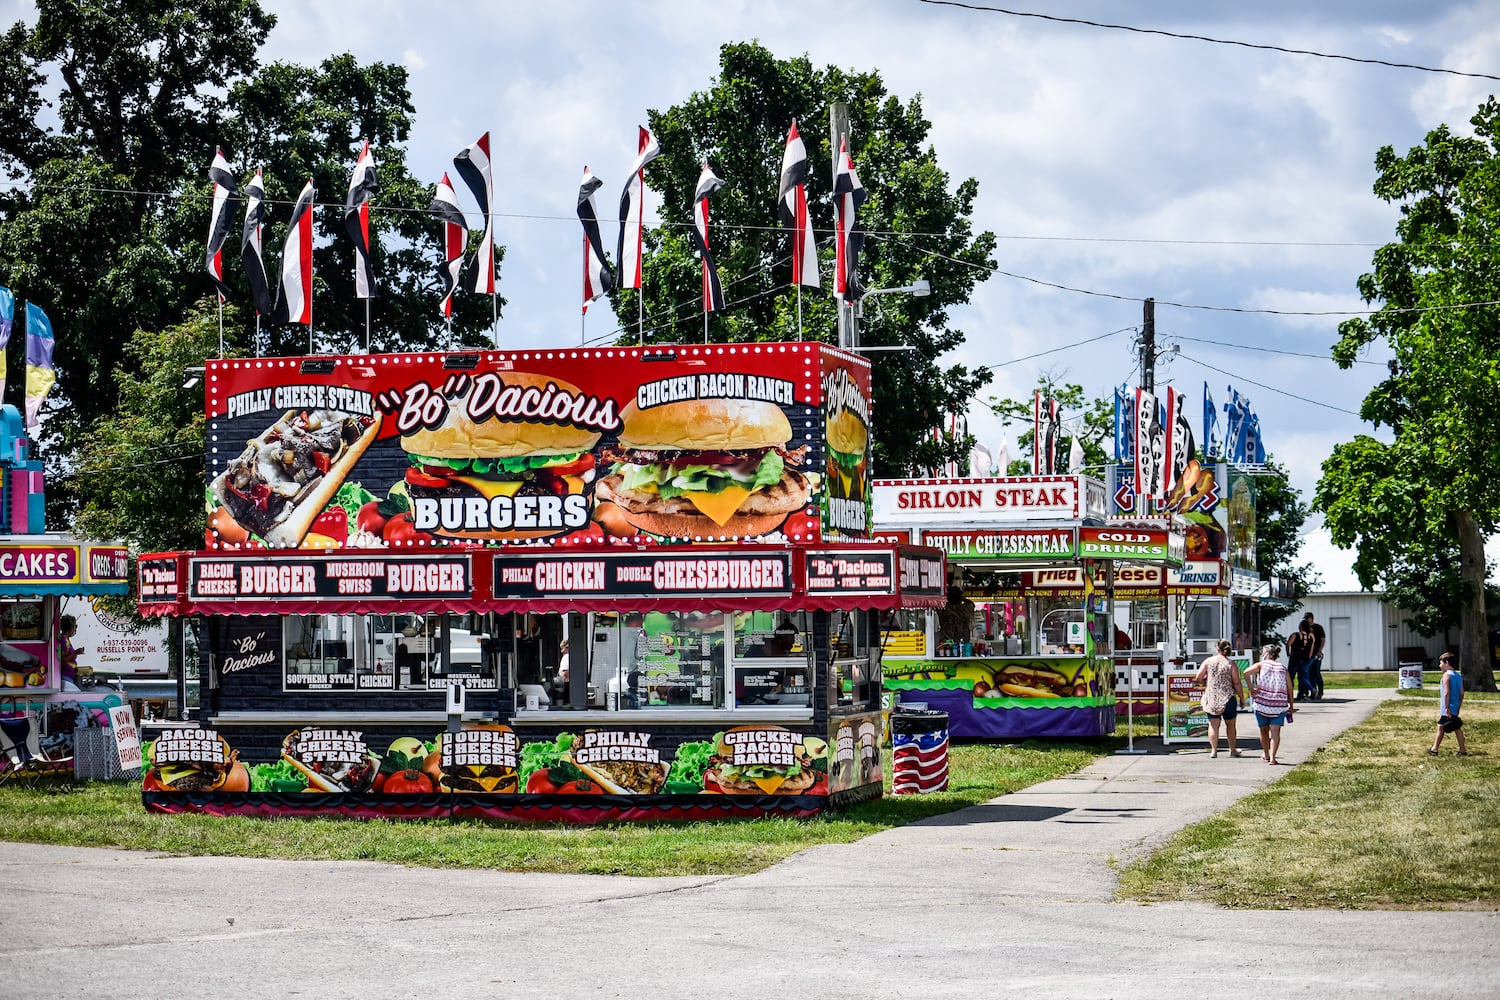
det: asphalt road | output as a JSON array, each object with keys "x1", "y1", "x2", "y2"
[{"x1": 3, "y1": 687, "x2": 1495, "y2": 999}]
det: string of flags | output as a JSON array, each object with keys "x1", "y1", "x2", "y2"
[{"x1": 200, "y1": 118, "x2": 880, "y2": 333}]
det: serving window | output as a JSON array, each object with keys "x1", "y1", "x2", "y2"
[{"x1": 282, "y1": 613, "x2": 498, "y2": 692}]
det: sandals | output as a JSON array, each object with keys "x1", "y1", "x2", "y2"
[
  {"x1": 1427, "y1": 749, "x2": 1439, "y2": 756},
  {"x1": 1229, "y1": 750, "x2": 1244, "y2": 758}
]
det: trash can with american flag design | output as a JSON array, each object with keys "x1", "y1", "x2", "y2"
[{"x1": 891, "y1": 707, "x2": 948, "y2": 794}]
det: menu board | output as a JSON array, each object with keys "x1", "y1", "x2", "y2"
[{"x1": 204, "y1": 344, "x2": 873, "y2": 551}]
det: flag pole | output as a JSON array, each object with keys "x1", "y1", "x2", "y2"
[
  {"x1": 364, "y1": 299, "x2": 370, "y2": 354},
  {"x1": 638, "y1": 292, "x2": 644, "y2": 346},
  {"x1": 796, "y1": 283, "x2": 802, "y2": 340},
  {"x1": 308, "y1": 187, "x2": 315, "y2": 355},
  {"x1": 217, "y1": 298, "x2": 224, "y2": 357}
]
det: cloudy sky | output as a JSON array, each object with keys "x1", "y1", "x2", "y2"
[{"x1": 16, "y1": 1, "x2": 1500, "y2": 587}]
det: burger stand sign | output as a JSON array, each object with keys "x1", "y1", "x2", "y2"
[{"x1": 139, "y1": 344, "x2": 944, "y2": 823}]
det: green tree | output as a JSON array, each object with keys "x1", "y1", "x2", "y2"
[
  {"x1": 634, "y1": 41, "x2": 997, "y2": 475},
  {"x1": 1319, "y1": 98, "x2": 1500, "y2": 692},
  {"x1": 987, "y1": 376, "x2": 1112, "y2": 475},
  {"x1": 0, "y1": 1, "x2": 494, "y2": 526},
  {"x1": 69, "y1": 301, "x2": 218, "y2": 555}
]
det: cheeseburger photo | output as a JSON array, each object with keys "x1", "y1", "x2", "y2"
[
  {"x1": 824, "y1": 408, "x2": 869, "y2": 500},
  {"x1": 142, "y1": 731, "x2": 249, "y2": 793},
  {"x1": 596, "y1": 398, "x2": 811, "y2": 539},
  {"x1": 401, "y1": 373, "x2": 603, "y2": 540}
]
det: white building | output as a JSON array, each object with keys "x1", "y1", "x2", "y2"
[{"x1": 1287, "y1": 592, "x2": 1449, "y2": 671}]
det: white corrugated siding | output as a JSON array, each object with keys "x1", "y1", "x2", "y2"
[{"x1": 1288, "y1": 593, "x2": 1451, "y2": 670}]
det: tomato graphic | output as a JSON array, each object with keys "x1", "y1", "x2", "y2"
[
  {"x1": 526, "y1": 770, "x2": 560, "y2": 794},
  {"x1": 356, "y1": 501, "x2": 388, "y2": 536},
  {"x1": 556, "y1": 779, "x2": 603, "y2": 795},
  {"x1": 382, "y1": 513, "x2": 423, "y2": 545},
  {"x1": 383, "y1": 769, "x2": 434, "y2": 794}
]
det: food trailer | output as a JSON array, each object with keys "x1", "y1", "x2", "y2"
[
  {"x1": 872, "y1": 476, "x2": 1185, "y2": 739},
  {"x1": 137, "y1": 343, "x2": 945, "y2": 822}
]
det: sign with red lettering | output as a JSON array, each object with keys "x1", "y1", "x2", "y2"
[
  {"x1": 492, "y1": 550, "x2": 794, "y2": 600},
  {"x1": 204, "y1": 343, "x2": 871, "y2": 553},
  {"x1": 138, "y1": 554, "x2": 180, "y2": 604},
  {"x1": 804, "y1": 549, "x2": 896, "y2": 596},
  {"x1": 187, "y1": 554, "x2": 472, "y2": 601},
  {"x1": 872, "y1": 476, "x2": 1107, "y2": 525}
]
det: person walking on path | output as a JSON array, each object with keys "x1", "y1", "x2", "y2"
[
  {"x1": 1286, "y1": 620, "x2": 1314, "y2": 701},
  {"x1": 1194, "y1": 638, "x2": 1246, "y2": 758},
  {"x1": 1303, "y1": 612, "x2": 1327, "y2": 701},
  {"x1": 1428, "y1": 651, "x2": 1468, "y2": 756},
  {"x1": 1246, "y1": 642, "x2": 1294, "y2": 764}
]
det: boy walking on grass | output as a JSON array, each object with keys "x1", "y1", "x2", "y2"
[{"x1": 1428, "y1": 652, "x2": 1468, "y2": 756}]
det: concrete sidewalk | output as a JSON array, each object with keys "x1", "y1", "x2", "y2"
[
  {"x1": 4, "y1": 686, "x2": 1497, "y2": 1000},
  {"x1": 808, "y1": 686, "x2": 1394, "y2": 903}
]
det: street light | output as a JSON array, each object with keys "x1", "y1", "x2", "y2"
[{"x1": 844, "y1": 278, "x2": 930, "y2": 349}]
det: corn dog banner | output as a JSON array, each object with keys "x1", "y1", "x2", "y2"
[
  {"x1": 142, "y1": 722, "x2": 867, "y2": 822},
  {"x1": 202, "y1": 344, "x2": 873, "y2": 553}
]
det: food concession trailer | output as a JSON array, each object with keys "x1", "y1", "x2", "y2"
[
  {"x1": 871, "y1": 476, "x2": 1186, "y2": 740},
  {"x1": 137, "y1": 343, "x2": 945, "y2": 822}
]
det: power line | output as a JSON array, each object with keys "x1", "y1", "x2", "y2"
[
  {"x1": 977, "y1": 326, "x2": 1137, "y2": 369},
  {"x1": 1167, "y1": 332, "x2": 1386, "y2": 366},
  {"x1": 914, "y1": 0, "x2": 1500, "y2": 82},
  {"x1": 1175, "y1": 350, "x2": 1361, "y2": 415}
]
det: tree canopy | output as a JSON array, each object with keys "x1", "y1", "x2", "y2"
[
  {"x1": 1318, "y1": 97, "x2": 1500, "y2": 691},
  {"x1": 636, "y1": 41, "x2": 997, "y2": 476},
  {"x1": 0, "y1": 0, "x2": 495, "y2": 525}
]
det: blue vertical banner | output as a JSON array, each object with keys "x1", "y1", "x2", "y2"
[
  {"x1": 1113, "y1": 382, "x2": 1133, "y2": 463},
  {"x1": 24, "y1": 301, "x2": 55, "y2": 431},
  {"x1": 1202, "y1": 380, "x2": 1220, "y2": 459},
  {"x1": 0, "y1": 285, "x2": 13, "y2": 390}
]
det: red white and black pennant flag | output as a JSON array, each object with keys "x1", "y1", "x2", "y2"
[
  {"x1": 240, "y1": 168, "x2": 272, "y2": 316},
  {"x1": 833, "y1": 136, "x2": 867, "y2": 303},
  {"x1": 205, "y1": 147, "x2": 239, "y2": 302},
  {"x1": 691, "y1": 164, "x2": 726, "y2": 314},
  {"x1": 272, "y1": 179, "x2": 315, "y2": 326},
  {"x1": 428, "y1": 173, "x2": 466, "y2": 319},
  {"x1": 777, "y1": 120, "x2": 819, "y2": 288},
  {"x1": 344, "y1": 140, "x2": 380, "y2": 299},
  {"x1": 453, "y1": 131, "x2": 495, "y2": 295},
  {"x1": 616, "y1": 126, "x2": 661, "y2": 290},
  {"x1": 577, "y1": 166, "x2": 615, "y2": 313}
]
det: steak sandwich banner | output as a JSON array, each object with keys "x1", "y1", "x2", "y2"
[{"x1": 204, "y1": 344, "x2": 873, "y2": 551}]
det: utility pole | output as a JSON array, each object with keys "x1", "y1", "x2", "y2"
[{"x1": 1141, "y1": 297, "x2": 1156, "y2": 392}]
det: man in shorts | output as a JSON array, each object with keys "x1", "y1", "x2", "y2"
[{"x1": 1428, "y1": 652, "x2": 1468, "y2": 756}]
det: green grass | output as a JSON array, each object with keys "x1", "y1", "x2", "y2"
[
  {"x1": 0, "y1": 741, "x2": 1104, "y2": 876},
  {"x1": 1323, "y1": 669, "x2": 1500, "y2": 689},
  {"x1": 1117, "y1": 690, "x2": 1500, "y2": 909}
]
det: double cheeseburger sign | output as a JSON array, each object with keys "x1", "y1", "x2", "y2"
[{"x1": 203, "y1": 344, "x2": 873, "y2": 552}]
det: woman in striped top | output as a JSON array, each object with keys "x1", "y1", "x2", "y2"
[{"x1": 1245, "y1": 642, "x2": 1294, "y2": 765}]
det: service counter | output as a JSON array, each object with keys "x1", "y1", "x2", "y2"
[{"x1": 136, "y1": 542, "x2": 947, "y2": 823}]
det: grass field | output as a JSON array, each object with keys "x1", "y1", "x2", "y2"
[
  {"x1": 1117, "y1": 687, "x2": 1500, "y2": 909},
  {"x1": 0, "y1": 740, "x2": 1103, "y2": 876}
]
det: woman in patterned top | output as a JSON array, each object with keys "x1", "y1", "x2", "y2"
[
  {"x1": 1245, "y1": 642, "x2": 1294, "y2": 764},
  {"x1": 1193, "y1": 638, "x2": 1245, "y2": 758}
]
